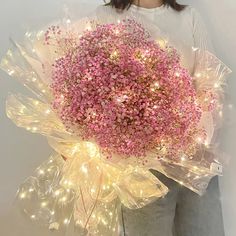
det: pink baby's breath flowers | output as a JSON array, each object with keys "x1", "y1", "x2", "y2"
[{"x1": 47, "y1": 19, "x2": 205, "y2": 161}]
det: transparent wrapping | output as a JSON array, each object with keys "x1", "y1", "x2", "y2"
[{"x1": 0, "y1": 7, "x2": 232, "y2": 236}]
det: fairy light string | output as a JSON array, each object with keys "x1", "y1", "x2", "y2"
[{"x1": 0, "y1": 16, "x2": 231, "y2": 235}]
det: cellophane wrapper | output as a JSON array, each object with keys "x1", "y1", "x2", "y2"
[{"x1": 0, "y1": 6, "x2": 232, "y2": 236}]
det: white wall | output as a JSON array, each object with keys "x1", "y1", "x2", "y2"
[
  {"x1": 0, "y1": 0, "x2": 235, "y2": 235},
  {"x1": 0, "y1": 1, "x2": 100, "y2": 235}
]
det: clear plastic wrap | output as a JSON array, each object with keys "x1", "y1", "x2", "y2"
[{"x1": 0, "y1": 6, "x2": 232, "y2": 236}]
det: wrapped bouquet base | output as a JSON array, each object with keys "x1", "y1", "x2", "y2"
[{"x1": 1, "y1": 8, "x2": 231, "y2": 236}]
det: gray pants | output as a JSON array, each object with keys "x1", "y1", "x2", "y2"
[{"x1": 121, "y1": 170, "x2": 225, "y2": 236}]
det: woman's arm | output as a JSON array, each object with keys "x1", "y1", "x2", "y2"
[
  {"x1": 191, "y1": 7, "x2": 214, "y2": 53},
  {"x1": 190, "y1": 7, "x2": 216, "y2": 152}
]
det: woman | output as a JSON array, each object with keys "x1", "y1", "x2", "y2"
[{"x1": 94, "y1": 1, "x2": 225, "y2": 236}]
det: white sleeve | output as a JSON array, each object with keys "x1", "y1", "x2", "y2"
[
  {"x1": 190, "y1": 7, "x2": 215, "y2": 53},
  {"x1": 189, "y1": 7, "x2": 219, "y2": 145}
]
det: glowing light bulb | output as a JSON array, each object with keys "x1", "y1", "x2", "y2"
[
  {"x1": 61, "y1": 196, "x2": 67, "y2": 202},
  {"x1": 1, "y1": 58, "x2": 9, "y2": 66},
  {"x1": 143, "y1": 56, "x2": 147, "y2": 61},
  {"x1": 8, "y1": 70, "x2": 15, "y2": 76},
  {"x1": 196, "y1": 137, "x2": 202, "y2": 143},
  {"x1": 36, "y1": 30, "x2": 44, "y2": 38},
  {"x1": 102, "y1": 219, "x2": 108, "y2": 225},
  {"x1": 29, "y1": 188, "x2": 34, "y2": 192},
  {"x1": 195, "y1": 73, "x2": 201, "y2": 78},
  {"x1": 41, "y1": 202, "x2": 47, "y2": 207},
  {"x1": 64, "y1": 218, "x2": 69, "y2": 224},
  {"x1": 175, "y1": 72, "x2": 180, "y2": 77},
  {"x1": 20, "y1": 192, "x2": 26, "y2": 199},
  {"x1": 113, "y1": 51, "x2": 118, "y2": 56},
  {"x1": 116, "y1": 97, "x2": 122, "y2": 102},
  {"x1": 154, "y1": 82, "x2": 159, "y2": 88},
  {"x1": 25, "y1": 32, "x2": 32, "y2": 38},
  {"x1": 204, "y1": 141, "x2": 209, "y2": 147},
  {"x1": 7, "y1": 50, "x2": 13, "y2": 57},
  {"x1": 49, "y1": 222, "x2": 60, "y2": 231},
  {"x1": 20, "y1": 107, "x2": 25, "y2": 113},
  {"x1": 81, "y1": 164, "x2": 88, "y2": 174},
  {"x1": 32, "y1": 127, "x2": 38, "y2": 132},
  {"x1": 45, "y1": 109, "x2": 51, "y2": 114},
  {"x1": 38, "y1": 169, "x2": 44, "y2": 175},
  {"x1": 157, "y1": 39, "x2": 167, "y2": 49},
  {"x1": 55, "y1": 190, "x2": 60, "y2": 196},
  {"x1": 91, "y1": 188, "x2": 96, "y2": 193}
]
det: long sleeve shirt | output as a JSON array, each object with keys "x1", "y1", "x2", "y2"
[{"x1": 94, "y1": 4, "x2": 214, "y2": 75}]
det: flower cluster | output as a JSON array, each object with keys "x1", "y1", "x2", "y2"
[{"x1": 48, "y1": 19, "x2": 204, "y2": 160}]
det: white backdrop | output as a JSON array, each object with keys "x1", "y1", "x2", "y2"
[{"x1": 0, "y1": 0, "x2": 235, "y2": 235}]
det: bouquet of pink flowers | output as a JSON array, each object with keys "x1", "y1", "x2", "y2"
[
  {"x1": 49, "y1": 19, "x2": 205, "y2": 161},
  {"x1": 0, "y1": 14, "x2": 231, "y2": 235}
]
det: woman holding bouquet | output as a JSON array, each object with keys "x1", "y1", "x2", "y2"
[
  {"x1": 96, "y1": 1, "x2": 225, "y2": 235},
  {"x1": 1, "y1": 0, "x2": 229, "y2": 234}
]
